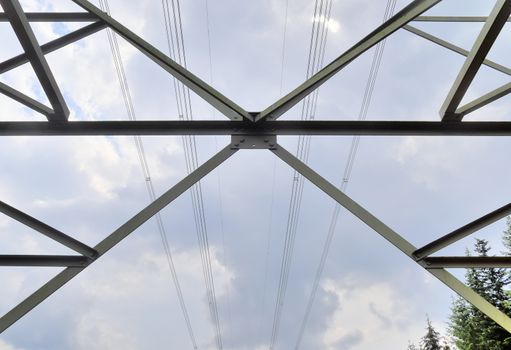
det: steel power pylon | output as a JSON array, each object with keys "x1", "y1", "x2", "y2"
[{"x1": 0, "y1": 0, "x2": 511, "y2": 335}]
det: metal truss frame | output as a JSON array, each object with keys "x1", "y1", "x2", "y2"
[{"x1": 0, "y1": 0, "x2": 511, "y2": 335}]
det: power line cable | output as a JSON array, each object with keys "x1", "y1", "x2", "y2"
[
  {"x1": 269, "y1": 1, "x2": 333, "y2": 348},
  {"x1": 161, "y1": 0, "x2": 223, "y2": 348},
  {"x1": 293, "y1": 2, "x2": 397, "y2": 348},
  {"x1": 98, "y1": 1, "x2": 198, "y2": 348},
  {"x1": 202, "y1": 0, "x2": 233, "y2": 338},
  {"x1": 269, "y1": 2, "x2": 328, "y2": 346},
  {"x1": 259, "y1": 0, "x2": 290, "y2": 341}
]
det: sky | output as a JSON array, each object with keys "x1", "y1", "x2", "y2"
[{"x1": 0, "y1": 0, "x2": 511, "y2": 349}]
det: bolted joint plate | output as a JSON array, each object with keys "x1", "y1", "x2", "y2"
[{"x1": 230, "y1": 134, "x2": 277, "y2": 149}]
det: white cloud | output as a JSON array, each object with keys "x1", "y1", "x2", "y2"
[
  {"x1": 321, "y1": 277, "x2": 424, "y2": 349},
  {"x1": 81, "y1": 247, "x2": 234, "y2": 301},
  {"x1": 1, "y1": 0, "x2": 509, "y2": 348},
  {"x1": 0, "y1": 339, "x2": 24, "y2": 350},
  {"x1": 312, "y1": 15, "x2": 341, "y2": 33},
  {"x1": 71, "y1": 136, "x2": 136, "y2": 199},
  {"x1": 74, "y1": 312, "x2": 140, "y2": 350},
  {"x1": 52, "y1": 246, "x2": 235, "y2": 349},
  {"x1": 32, "y1": 196, "x2": 80, "y2": 209},
  {"x1": 389, "y1": 136, "x2": 481, "y2": 190}
]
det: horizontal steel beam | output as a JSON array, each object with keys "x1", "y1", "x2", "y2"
[
  {"x1": 0, "y1": 120, "x2": 511, "y2": 136},
  {"x1": 0, "y1": 201, "x2": 98, "y2": 258},
  {"x1": 0, "y1": 12, "x2": 511, "y2": 22},
  {"x1": 0, "y1": 21, "x2": 107, "y2": 74},
  {"x1": 403, "y1": 25, "x2": 511, "y2": 76},
  {"x1": 414, "y1": 203, "x2": 511, "y2": 260},
  {"x1": 414, "y1": 15, "x2": 511, "y2": 22},
  {"x1": 0, "y1": 12, "x2": 98, "y2": 22},
  {"x1": 424, "y1": 256, "x2": 511, "y2": 268},
  {"x1": 0, "y1": 255, "x2": 90, "y2": 267}
]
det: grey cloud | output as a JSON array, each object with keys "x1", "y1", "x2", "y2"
[
  {"x1": 333, "y1": 329, "x2": 363, "y2": 350},
  {"x1": 1, "y1": 0, "x2": 510, "y2": 349}
]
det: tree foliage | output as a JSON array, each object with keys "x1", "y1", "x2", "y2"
[
  {"x1": 408, "y1": 219, "x2": 511, "y2": 350},
  {"x1": 421, "y1": 317, "x2": 442, "y2": 350},
  {"x1": 408, "y1": 317, "x2": 452, "y2": 350},
  {"x1": 449, "y1": 227, "x2": 511, "y2": 349}
]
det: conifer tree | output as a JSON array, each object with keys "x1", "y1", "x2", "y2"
[
  {"x1": 408, "y1": 318, "x2": 454, "y2": 350},
  {"x1": 421, "y1": 317, "x2": 442, "y2": 350},
  {"x1": 449, "y1": 237, "x2": 511, "y2": 349}
]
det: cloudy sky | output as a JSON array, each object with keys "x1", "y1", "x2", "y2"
[{"x1": 0, "y1": 0, "x2": 510, "y2": 349}]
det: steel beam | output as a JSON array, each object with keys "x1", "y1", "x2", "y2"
[
  {"x1": 256, "y1": 0, "x2": 441, "y2": 122},
  {"x1": 403, "y1": 25, "x2": 511, "y2": 76},
  {"x1": 424, "y1": 256, "x2": 511, "y2": 268},
  {"x1": 71, "y1": 0, "x2": 250, "y2": 122},
  {"x1": 414, "y1": 203, "x2": 511, "y2": 260},
  {"x1": 0, "y1": 144, "x2": 237, "y2": 333},
  {"x1": 270, "y1": 143, "x2": 511, "y2": 333},
  {"x1": 414, "y1": 15, "x2": 511, "y2": 22},
  {"x1": 0, "y1": 82, "x2": 53, "y2": 116},
  {"x1": 0, "y1": 0, "x2": 69, "y2": 121},
  {"x1": 456, "y1": 82, "x2": 511, "y2": 117},
  {"x1": 0, "y1": 255, "x2": 90, "y2": 267},
  {"x1": 271, "y1": 143, "x2": 417, "y2": 256},
  {"x1": 1, "y1": 120, "x2": 511, "y2": 136},
  {"x1": 429, "y1": 268, "x2": 511, "y2": 332},
  {"x1": 94, "y1": 144, "x2": 237, "y2": 255},
  {"x1": 0, "y1": 21, "x2": 107, "y2": 74},
  {"x1": 0, "y1": 0, "x2": 510, "y2": 339},
  {"x1": 0, "y1": 201, "x2": 98, "y2": 258},
  {"x1": 0, "y1": 12, "x2": 98, "y2": 22},
  {"x1": 440, "y1": 0, "x2": 511, "y2": 121},
  {"x1": 0, "y1": 267, "x2": 83, "y2": 333}
]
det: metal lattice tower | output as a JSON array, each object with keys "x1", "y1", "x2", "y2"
[{"x1": 0, "y1": 0, "x2": 511, "y2": 337}]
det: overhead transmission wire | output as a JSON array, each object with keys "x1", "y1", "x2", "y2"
[
  {"x1": 269, "y1": 1, "x2": 333, "y2": 349},
  {"x1": 161, "y1": 0, "x2": 223, "y2": 349},
  {"x1": 202, "y1": 0, "x2": 233, "y2": 335},
  {"x1": 294, "y1": 1, "x2": 397, "y2": 349},
  {"x1": 98, "y1": 1, "x2": 198, "y2": 349},
  {"x1": 259, "y1": 0, "x2": 290, "y2": 341}
]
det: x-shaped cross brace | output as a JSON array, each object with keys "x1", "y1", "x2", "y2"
[{"x1": 1, "y1": 0, "x2": 511, "y2": 337}]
